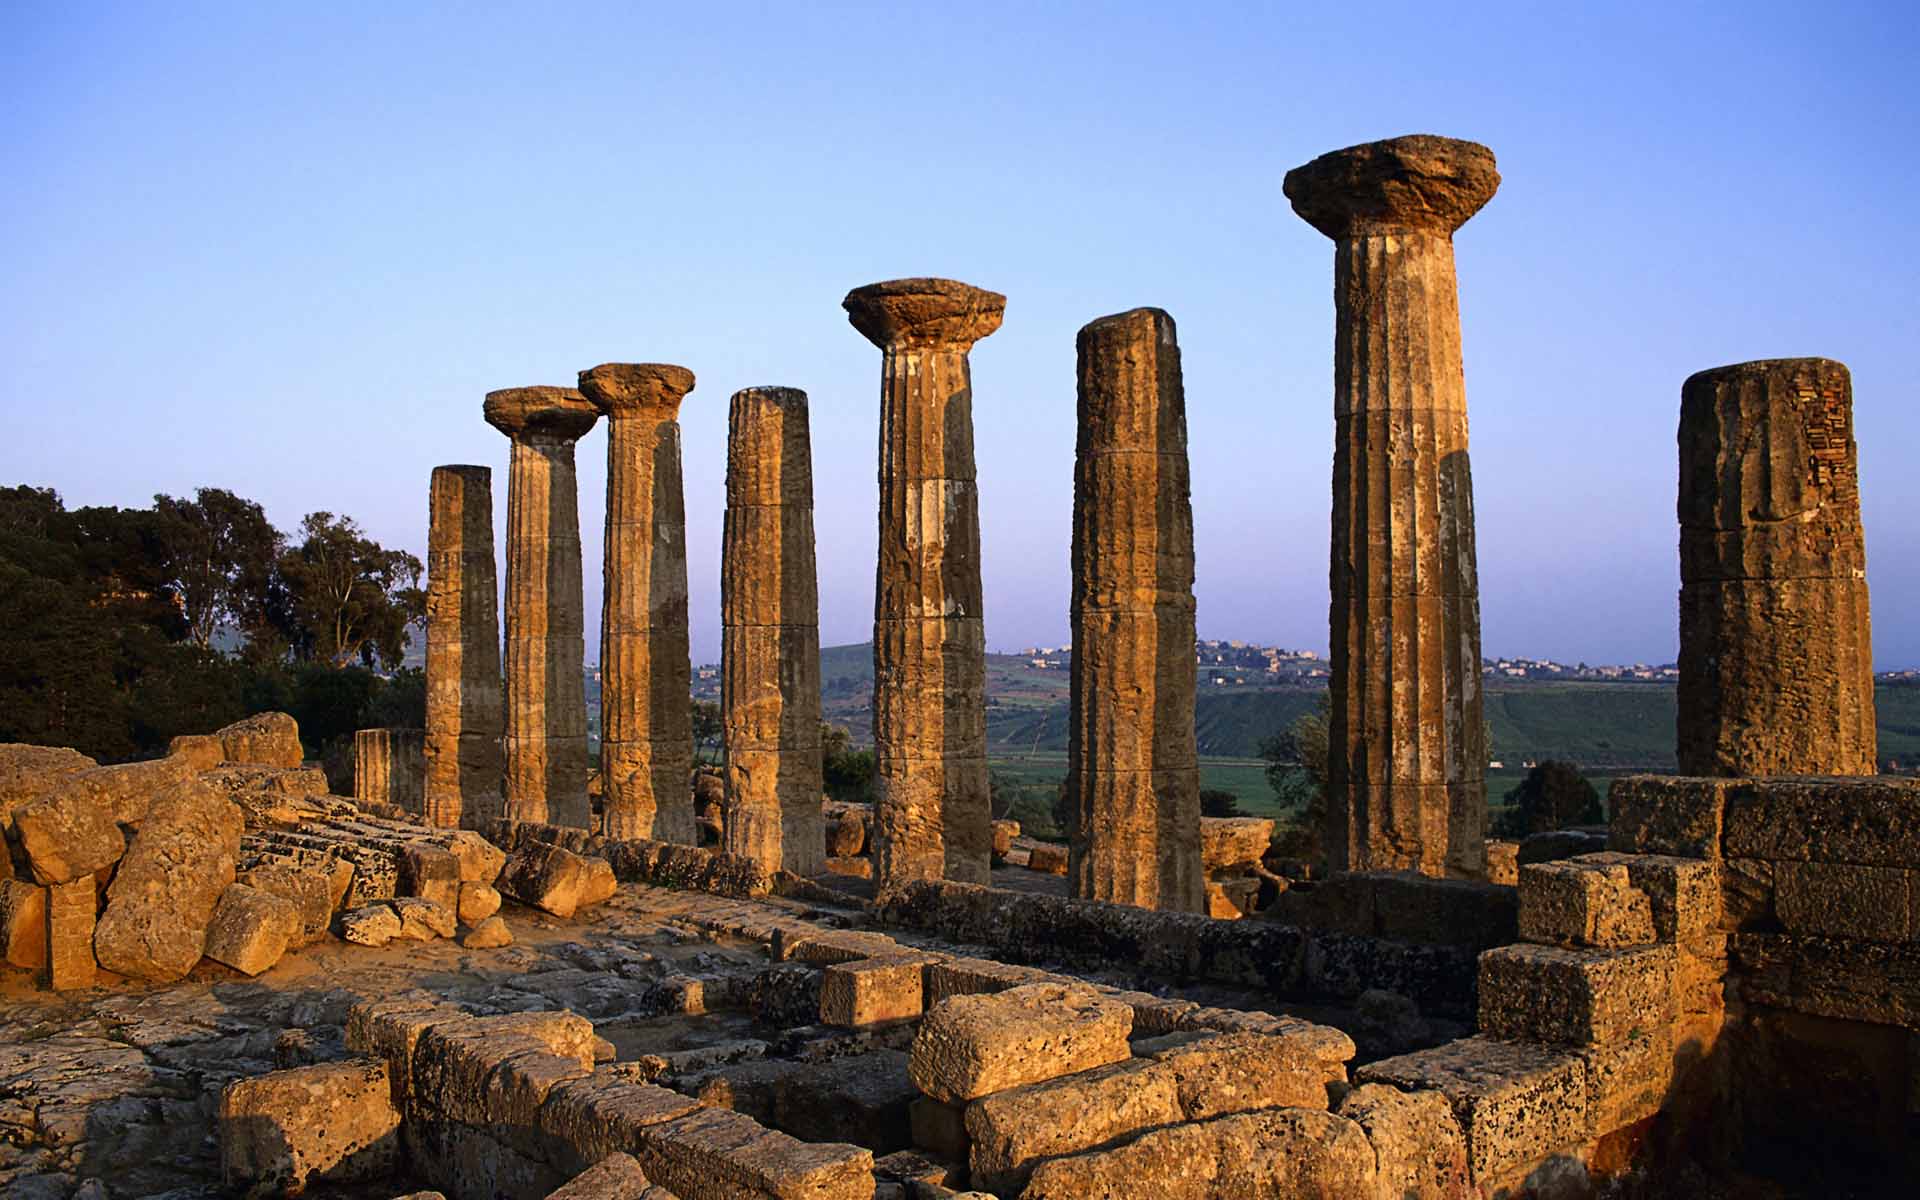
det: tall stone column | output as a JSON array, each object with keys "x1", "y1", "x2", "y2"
[
  {"x1": 844, "y1": 278, "x2": 1004, "y2": 889},
  {"x1": 721, "y1": 387, "x2": 825, "y2": 875},
  {"x1": 1067, "y1": 308, "x2": 1204, "y2": 911},
  {"x1": 1285, "y1": 135, "x2": 1499, "y2": 880},
  {"x1": 1678, "y1": 358, "x2": 1875, "y2": 775},
  {"x1": 354, "y1": 728, "x2": 424, "y2": 814},
  {"x1": 579, "y1": 364, "x2": 698, "y2": 844},
  {"x1": 424, "y1": 465, "x2": 503, "y2": 828},
  {"x1": 484, "y1": 387, "x2": 599, "y2": 828}
]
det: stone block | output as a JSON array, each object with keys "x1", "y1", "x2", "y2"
[
  {"x1": 340, "y1": 903, "x2": 402, "y2": 946},
  {"x1": 464, "y1": 914, "x2": 513, "y2": 947},
  {"x1": 631, "y1": 1105, "x2": 873, "y2": 1200},
  {"x1": 203, "y1": 883, "x2": 299, "y2": 976},
  {"x1": 216, "y1": 711, "x2": 305, "y2": 768},
  {"x1": 1357, "y1": 1037, "x2": 1589, "y2": 1185},
  {"x1": 1148, "y1": 1029, "x2": 1346, "y2": 1117},
  {"x1": 46, "y1": 876, "x2": 96, "y2": 990},
  {"x1": 93, "y1": 778, "x2": 243, "y2": 982},
  {"x1": 458, "y1": 880, "x2": 502, "y2": 924},
  {"x1": 820, "y1": 954, "x2": 929, "y2": 1028},
  {"x1": 1478, "y1": 943, "x2": 1676, "y2": 1046},
  {"x1": 168, "y1": 732, "x2": 225, "y2": 771},
  {"x1": 12, "y1": 791, "x2": 124, "y2": 884},
  {"x1": 1336, "y1": 1083, "x2": 1469, "y2": 1200},
  {"x1": 61, "y1": 754, "x2": 195, "y2": 825},
  {"x1": 399, "y1": 843, "x2": 460, "y2": 908},
  {"x1": 0, "y1": 878, "x2": 48, "y2": 969},
  {"x1": 580, "y1": 855, "x2": 617, "y2": 906},
  {"x1": 825, "y1": 854, "x2": 873, "y2": 879},
  {"x1": 0, "y1": 742, "x2": 97, "y2": 833},
  {"x1": 1020, "y1": 1107, "x2": 1377, "y2": 1200},
  {"x1": 219, "y1": 1059, "x2": 400, "y2": 1196},
  {"x1": 1486, "y1": 839, "x2": 1519, "y2": 886},
  {"x1": 773, "y1": 1049, "x2": 918, "y2": 1154},
  {"x1": 1607, "y1": 776, "x2": 1731, "y2": 860},
  {"x1": 542, "y1": 1151, "x2": 655, "y2": 1200},
  {"x1": 873, "y1": 1148, "x2": 960, "y2": 1190},
  {"x1": 1517, "y1": 827, "x2": 1608, "y2": 865},
  {"x1": 539, "y1": 1073, "x2": 702, "y2": 1176},
  {"x1": 1579, "y1": 1026, "x2": 1675, "y2": 1132},
  {"x1": 1369, "y1": 871, "x2": 1520, "y2": 948},
  {"x1": 1731, "y1": 931, "x2": 1920, "y2": 1026},
  {"x1": 1723, "y1": 776, "x2": 1920, "y2": 867},
  {"x1": 393, "y1": 896, "x2": 457, "y2": 940},
  {"x1": 497, "y1": 840, "x2": 589, "y2": 917},
  {"x1": 922, "y1": 956, "x2": 1056, "y2": 1005},
  {"x1": 1774, "y1": 861, "x2": 1917, "y2": 943},
  {"x1": 773, "y1": 925, "x2": 901, "y2": 964},
  {"x1": 964, "y1": 1057, "x2": 1178, "y2": 1194},
  {"x1": 990, "y1": 818, "x2": 1018, "y2": 858},
  {"x1": 344, "y1": 994, "x2": 471, "y2": 1103},
  {"x1": 1200, "y1": 816, "x2": 1274, "y2": 872},
  {"x1": 910, "y1": 1096, "x2": 968, "y2": 1159},
  {"x1": 692, "y1": 1059, "x2": 804, "y2": 1125},
  {"x1": 446, "y1": 829, "x2": 509, "y2": 884},
  {"x1": 1026, "y1": 842, "x2": 1068, "y2": 875},
  {"x1": 1517, "y1": 860, "x2": 1654, "y2": 948},
  {"x1": 908, "y1": 982, "x2": 1133, "y2": 1104},
  {"x1": 1607, "y1": 853, "x2": 1722, "y2": 948},
  {"x1": 238, "y1": 860, "x2": 333, "y2": 946}
]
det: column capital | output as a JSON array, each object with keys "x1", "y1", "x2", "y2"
[
  {"x1": 578, "y1": 363, "x2": 697, "y2": 419},
  {"x1": 483, "y1": 386, "x2": 599, "y2": 441},
  {"x1": 843, "y1": 277, "x2": 1005, "y2": 351},
  {"x1": 1284, "y1": 134, "x2": 1499, "y2": 239}
]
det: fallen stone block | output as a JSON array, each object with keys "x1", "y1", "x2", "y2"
[
  {"x1": 216, "y1": 711, "x2": 305, "y2": 768},
  {"x1": 965, "y1": 1057, "x2": 1178, "y2": 1194},
  {"x1": 820, "y1": 954, "x2": 930, "y2": 1028},
  {"x1": 1026, "y1": 842, "x2": 1068, "y2": 875},
  {"x1": 458, "y1": 880, "x2": 503, "y2": 924},
  {"x1": 1336, "y1": 1083, "x2": 1469, "y2": 1200},
  {"x1": 909, "y1": 982, "x2": 1132, "y2": 1104},
  {"x1": 497, "y1": 840, "x2": 589, "y2": 918},
  {"x1": 825, "y1": 854, "x2": 873, "y2": 879},
  {"x1": 238, "y1": 860, "x2": 334, "y2": 946},
  {"x1": 393, "y1": 896, "x2": 457, "y2": 940},
  {"x1": 204, "y1": 883, "x2": 300, "y2": 975},
  {"x1": 543, "y1": 1151, "x2": 655, "y2": 1200},
  {"x1": 874, "y1": 1147, "x2": 961, "y2": 1191},
  {"x1": 1148, "y1": 1029, "x2": 1346, "y2": 1117},
  {"x1": 1478, "y1": 943, "x2": 1676, "y2": 1046},
  {"x1": 1518, "y1": 860, "x2": 1655, "y2": 949},
  {"x1": 446, "y1": 829, "x2": 508, "y2": 883},
  {"x1": 0, "y1": 742, "x2": 97, "y2": 833},
  {"x1": 62, "y1": 754, "x2": 195, "y2": 825},
  {"x1": 167, "y1": 732, "x2": 226, "y2": 772},
  {"x1": 93, "y1": 778, "x2": 242, "y2": 982},
  {"x1": 0, "y1": 878, "x2": 48, "y2": 969},
  {"x1": 47, "y1": 876, "x2": 97, "y2": 990},
  {"x1": 399, "y1": 843, "x2": 460, "y2": 908},
  {"x1": 774, "y1": 1048, "x2": 918, "y2": 1153},
  {"x1": 12, "y1": 790, "x2": 124, "y2": 884},
  {"x1": 219, "y1": 1059, "x2": 400, "y2": 1196},
  {"x1": 1201, "y1": 816, "x2": 1274, "y2": 872},
  {"x1": 1020, "y1": 1107, "x2": 1377, "y2": 1200},
  {"x1": 828, "y1": 810, "x2": 867, "y2": 857},
  {"x1": 1357, "y1": 1036, "x2": 1589, "y2": 1185},
  {"x1": 990, "y1": 818, "x2": 1019, "y2": 859},
  {"x1": 341, "y1": 904, "x2": 403, "y2": 947},
  {"x1": 580, "y1": 855, "x2": 617, "y2": 906}
]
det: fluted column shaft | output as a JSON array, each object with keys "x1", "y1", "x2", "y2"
[
  {"x1": 487, "y1": 386, "x2": 598, "y2": 829},
  {"x1": 424, "y1": 464, "x2": 503, "y2": 828},
  {"x1": 1286, "y1": 135, "x2": 1500, "y2": 880},
  {"x1": 354, "y1": 728, "x2": 424, "y2": 813},
  {"x1": 582, "y1": 364, "x2": 698, "y2": 844},
  {"x1": 845, "y1": 277, "x2": 1005, "y2": 891},
  {"x1": 722, "y1": 387, "x2": 825, "y2": 875},
  {"x1": 1677, "y1": 358, "x2": 1875, "y2": 775},
  {"x1": 1067, "y1": 308, "x2": 1203, "y2": 911}
]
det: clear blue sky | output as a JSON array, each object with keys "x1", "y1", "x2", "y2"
[{"x1": 4, "y1": 2, "x2": 1915, "y2": 668}]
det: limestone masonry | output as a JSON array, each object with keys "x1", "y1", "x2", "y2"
[{"x1": 424, "y1": 464, "x2": 503, "y2": 829}]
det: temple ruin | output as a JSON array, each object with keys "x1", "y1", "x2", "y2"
[
  {"x1": 580, "y1": 363, "x2": 700, "y2": 844},
  {"x1": 2, "y1": 131, "x2": 1914, "y2": 1200},
  {"x1": 485, "y1": 386, "x2": 599, "y2": 828},
  {"x1": 1677, "y1": 356, "x2": 1876, "y2": 775},
  {"x1": 1285, "y1": 134, "x2": 1496, "y2": 882},
  {"x1": 721, "y1": 386, "x2": 826, "y2": 877}
]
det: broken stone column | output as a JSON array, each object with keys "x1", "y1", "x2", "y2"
[
  {"x1": 578, "y1": 364, "x2": 698, "y2": 844},
  {"x1": 484, "y1": 387, "x2": 599, "y2": 828},
  {"x1": 1285, "y1": 135, "x2": 1499, "y2": 880},
  {"x1": 424, "y1": 465, "x2": 503, "y2": 829},
  {"x1": 353, "y1": 728, "x2": 424, "y2": 814},
  {"x1": 721, "y1": 387, "x2": 826, "y2": 876},
  {"x1": 1677, "y1": 358, "x2": 1875, "y2": 775},
  {"x1": 1067, "y1": 308, "x2": 1204, "y2": 912},
  {"x1": 844, "y1": 278, "x2": 1004, "y2": 888}
]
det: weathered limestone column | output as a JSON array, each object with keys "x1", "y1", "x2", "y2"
[
  {"x1": 844, "y1": 278, "x2": 1004, "y2": 889},
  {"x1": 721, "y1": 387, "x2": 826, "y2": 875},
  {"x1": 354, "y1": 728, "x2": 424, "y2": 813},
  {"x1": 1067, "y1": 308, "x2": 1204, "y2": 911},
  {"x1": 424, "y1": 465, "x2": 503, "y2": 828},
  {"x1": 484, "y1": 387, "x2": 599, "y2": 828},
  {"x1": 579, "y1": 364, "x2": 698, "y2": 844},
  {"x1": 1285, "y1": 135, "x2": 1499, "y2": 880},
  {"x1": 1678, "y1": 358, "x2": 1875, "y2": 775}
]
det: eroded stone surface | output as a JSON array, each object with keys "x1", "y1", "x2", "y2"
[
  {"x1": 93, "y1": 780, "x2": 243, "y2": 983},
  {"x1": 908, "y1": 981, "x2": 1131, "y2": 1103},
  {"x1": 425, "y1": 464, "x2": 505, "y2": 830},
  {"x1": 218, "y1": 1059, "x2": 401, "y2": 1195}
]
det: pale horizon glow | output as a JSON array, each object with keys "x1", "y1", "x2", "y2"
[{"x1": 4, "y1": 3, "x2": 1916, "y2": 669}]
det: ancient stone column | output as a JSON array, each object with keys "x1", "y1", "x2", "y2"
[
  {"x1": 1678, "y1": 358, "x2": 1875, "y2": 776},
  {"x1": 844, "y1": 278, "x2": 1004, "y2": 889},
  {"x1": 354, "y1": 728, "x2": 425, "y2": 814},
  {"x1": 721, "y1": 387, "x2": 826, "y2": 875},
  {"x1": 484, "y1": 387, "x2": 599, "y2": 828},
  {"x1": 1285, "y1": 135, "x2": 1499, "y2": 880},
  {"x1": 579, "y1": 364, "x2": 698, "y2": 844},
  {"x1": 1067, "y1": 308, "x2": 1204, "y2": 912},
  {"x1": 424, "y1": 465, "x2": 503, "y2": 828}
]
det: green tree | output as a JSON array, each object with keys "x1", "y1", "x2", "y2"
[
  {"x1": 151, "y1": 488, "x2": 284, "y2": 649},
  {"x1": 1492, "y1": 760, "x2": 1603, "y2": 838},
  {"x1": 279, "y1": 512, "x2": 424, "y2": 668},
  {"x1": 691, "y1": 699, "x2": 723, "y2": 765},
  {"x1": 821, "y1": 722, "x2": 876, "y2": 804},
  {"x1": 1259, "y1": 690, "x2": 1330, "y2": 862},
  {"x1": 1200, "y1": 788, "x2": 1243, "y2": 818}
]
